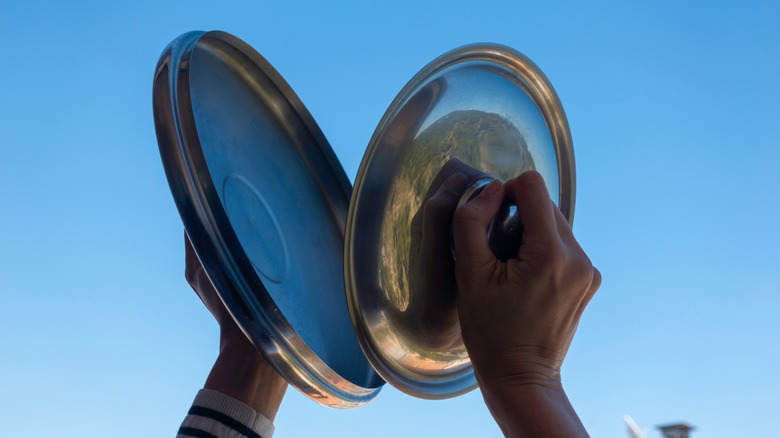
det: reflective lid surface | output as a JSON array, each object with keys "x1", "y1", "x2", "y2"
[
  {"x1": 345, "y1": 44, "x2": 575, "y2": 399},
  {"x1": 153, "y1": 31, "x2": 383, "y2": 408}
]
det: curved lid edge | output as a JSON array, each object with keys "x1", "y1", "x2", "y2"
[
  {"x1": 153, "y1": 30, "x2": 382, "y2": 409},
  {"x1": 345, "y1": 43, "x2": 575, "y2": 399}
]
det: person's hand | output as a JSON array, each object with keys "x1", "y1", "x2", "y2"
[
  {"x1": 185, "y1": 233, "x2": 287, "y2": 420},
  {"x1": 452, "y1": 171, "x2": 601, "y2": 437},
  {"x1": 185, "y1": 233, "x2": 243, "y2": 344}
]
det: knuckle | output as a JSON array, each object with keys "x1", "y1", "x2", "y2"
[
  {"x1": 184, "y1": 263, "x2": 203, "y2": 288},
  {"x1": 184, "y1": 266, "x2": 194, "y2": 285},
  {"x1": 565, "y1": 253, "x2": 596, "y2": 289},
  {"x1": 590, "y1": 267, "x2": 603, "y2": 290}
]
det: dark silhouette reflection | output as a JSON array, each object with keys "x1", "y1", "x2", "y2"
[
  {"x1": 377, "y1": 109, "x2": 537, "y2": 354},
  {"x1": 399, "y1": 159, "x2": 485, "y2": 352},
  {"x1": 395, "y1": 158, "x2": 526, "y2": 352}
]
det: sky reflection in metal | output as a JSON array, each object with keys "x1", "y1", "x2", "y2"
[{"x1": 0, "y1": 1, "x2": 778, "y2": 437}]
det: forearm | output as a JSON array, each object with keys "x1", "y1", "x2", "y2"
[
  {"x1": 479, "y1": 379, "x2": 588, "y2": 438},
  {"x1": 203, "y1": 333, "x2": 287, "y2": 421}
]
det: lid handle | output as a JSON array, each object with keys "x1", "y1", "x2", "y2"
[{"x1": 451, "y1": 177, "x2": 523, "y2": 262}]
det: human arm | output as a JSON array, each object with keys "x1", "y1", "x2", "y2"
[
  {"x1": 184, "y1": 234, "x2": 287, "y2": 422},
  {"x1": 452, "y1": 171, "x2": 601, "y2": 437}
]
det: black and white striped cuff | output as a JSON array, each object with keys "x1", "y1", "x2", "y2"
[{"x1": 177, "y1": 389, "x2": 275, "y2": 438}]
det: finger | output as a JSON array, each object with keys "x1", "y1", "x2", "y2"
[
  {"x1": 422, "y1": 173, "x2": 468, "y2": 252},
  {"x1": 504, "y1": 171, "x2": 558, "y2": 243},
  {"x1": 552, "y1": 200, "x2": 579, "y2": 248},
  {"x1": 452, "y1": 179, "x2": 505, "y2": 270},
  {"x1": 184, "y1": 232, "x2": 201, "y2": 285}
]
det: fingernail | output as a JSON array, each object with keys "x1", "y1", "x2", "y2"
[{"x1": 480, "y1": 179, "x2": 501, "y2": 196}]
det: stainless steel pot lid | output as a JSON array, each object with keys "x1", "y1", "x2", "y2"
[
  {"x1": 345, "y1": 44, "x2": 575, "y2": 399},
  {"x1": 153, "y1": 30, "x2": 384, "y2": 408}
]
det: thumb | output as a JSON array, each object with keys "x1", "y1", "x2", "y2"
[{"x1": 452, "y1": 179, "x2": 505, "y2": 274}]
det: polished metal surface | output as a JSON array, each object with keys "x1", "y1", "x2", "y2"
[
  {"x1": 153, "y1": 31, "x2": 383, "y2": 408},
  {"x1": 346, "y1": 44, "x2": 575, "y2": 399}
]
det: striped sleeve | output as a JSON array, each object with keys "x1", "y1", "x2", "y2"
[{"x1": 177, "y1": 389, "x2": 275, "y2": 438}]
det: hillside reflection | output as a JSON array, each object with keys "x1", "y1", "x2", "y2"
[{"x1": 377, "y1": 110, "x2": 536, "y2": 352}]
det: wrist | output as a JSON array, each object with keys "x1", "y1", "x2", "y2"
[
  {"x1": 477, "y1": 376, "x2": 587, "y2": 438},
  {"x1": 468, "y1": 343, "x2": 564, "y2": 390},
  {"x1": 205, "y1": 332, "x2": 288, "y2": 421},
  {"x1": 218, "y1": 328, "x2": 257, "y2": 356}
]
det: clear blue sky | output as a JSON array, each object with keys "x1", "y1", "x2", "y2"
[{"x1": 1, "y1": 1, "x2": 778, "y2": 437}]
